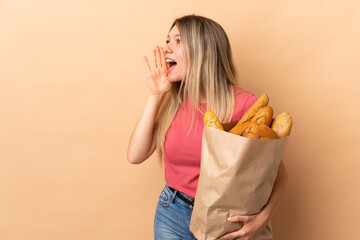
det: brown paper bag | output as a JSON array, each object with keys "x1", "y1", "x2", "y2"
[{"x1": 189, "y1": 126, "x2": 289, "y2": 240}]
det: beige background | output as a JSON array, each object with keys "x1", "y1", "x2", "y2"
[{"x1": 1, "y1": 0, "x2": 359, "y2": 239}]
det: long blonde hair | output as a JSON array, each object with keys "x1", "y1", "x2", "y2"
[{"x1": 154, "y1": 15, "x2": 238, "y2": 161}]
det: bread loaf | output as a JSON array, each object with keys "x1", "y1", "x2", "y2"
[
  {"x1": 256, "y1": 124, "x2": 280, "y2": 139},
  {"x1": 229, "y1": 122, "x2": 255, "y2": 136},
  {"x1": 250, "y1": 106, "x2": 273, "y2": 126},
  {"x1": 229, "y1": 94, "x2": 269, "y2": 134},
  {"x1": 230, "y1": 122, "x2": 279, "y2": 139},
  {"x1": 204, "y1": 110, "x2": 224, "y2": 131},
  {"x1": 237, "y1": 94, "x2": 269, "y2": 125},
  {"x1": 271, "y1": 112, "x2": 293, "y2": 137},
  {"x1": 204, "y1": 94, "x2": 293, "y2": 139}
]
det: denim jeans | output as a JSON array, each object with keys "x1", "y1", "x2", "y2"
[{"x1": 154, "y1": 185, "x2": 197, "y2": 240}]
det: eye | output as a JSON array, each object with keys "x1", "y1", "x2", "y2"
[
  {"x1": 165, "y1": 40, "x2": 170, "y2": 44},
  {"x1": 177, "y1": 39, "x2": 182, "y2": 44}
]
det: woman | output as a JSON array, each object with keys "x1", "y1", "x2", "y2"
[{"x1": 127, "y1": 15, "x2": 288, "y2": 240}]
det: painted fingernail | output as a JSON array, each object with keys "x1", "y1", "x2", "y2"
[{"x1": 227, "y1": 217, "x2": 232, "y2": 221}]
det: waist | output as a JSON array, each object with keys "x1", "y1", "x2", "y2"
[{"x1": 169, "y1": 186, "x2": 195, "y2": 206}]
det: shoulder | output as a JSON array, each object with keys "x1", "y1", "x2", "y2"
[
  {"x1": 232, "y1": 86, "x2": 258, "y2": 121},
  {"x1": 233, "y1": 86, "x2": 258, "y2": 103}
]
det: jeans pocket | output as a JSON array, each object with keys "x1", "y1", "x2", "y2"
[{"x1": 158, "y1": 187, "x2": 172, "y2": 207}]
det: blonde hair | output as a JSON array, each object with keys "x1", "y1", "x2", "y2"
[{"x1": 154, "y1": 15, "x2": 238, "y2": 161}]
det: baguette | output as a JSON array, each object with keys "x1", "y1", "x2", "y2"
[
  {"x1": 256, "y1": 124, "x2": 280, "y2": 139},
  {"x1": 238, "y1": 94, "x2": 269, "y2": 124},
  {"x1": 250, "y1": 106, "x2": 273, "y2": 127},
  {"x1": 229, "y1": 94, "x2": 269, "y2": 134},
  {"x1": 228, "y1": 122, "x2": 255, "y2": 136},
  {"x1": 230, "y1": 122, "x2": 279, "y2": 139}
]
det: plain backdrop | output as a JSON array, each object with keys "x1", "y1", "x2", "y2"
[{"x1": 1, "y1": 0, "x2": 359, "y2": 239}]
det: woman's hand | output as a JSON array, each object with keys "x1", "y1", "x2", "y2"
[
  {"x1": 217, "y1": 210, "x2": 270, "y2": 240},
  {"x1": 218, "y1": 161, "x2": 288, "y2": 240},
  {"x1": 143, "y1": 45, "x2": 171, "y2": 96}
]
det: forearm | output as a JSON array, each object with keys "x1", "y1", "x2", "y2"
[
  {"x1": 262, "y1": 160, "x2": 288, "y2": 218},
  {"x1": 127, "y1": 93, "x2": 165, "y2": 164}
]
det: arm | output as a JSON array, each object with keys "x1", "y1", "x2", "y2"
[
  {"x1": 219, "y1": 160, "x2": 288, "y2": 240},
  {"x1": 127, "y1": 94, "x2": 164, "y2": 164},
  {"x1": 127, "y1": 46, "x2": 171, "y2": 164}
]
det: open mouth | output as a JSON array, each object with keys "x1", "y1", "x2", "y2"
[{"x1": 166, "y1": 58, "x2": 177, "y2": 73}]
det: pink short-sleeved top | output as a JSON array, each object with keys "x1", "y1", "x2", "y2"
[{"x1": 163, "y1": 87, "x2": 258, "y2": 198}]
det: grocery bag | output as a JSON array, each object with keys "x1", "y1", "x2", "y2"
[{"x1": 189, "y1": 125, "x2": 289, "y2": 240}]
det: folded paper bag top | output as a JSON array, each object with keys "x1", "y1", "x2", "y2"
[{"x1": 190, "y1": 126, "x2": 289, "y2": 240}]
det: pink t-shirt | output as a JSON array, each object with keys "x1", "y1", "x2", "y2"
[{"x1": 163, "y1": 87, "x2": 258, "y2": 198}]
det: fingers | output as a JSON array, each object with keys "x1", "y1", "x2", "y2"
[
  {"x1": 218, "y1": 230, "x2": 245, "y2": 240},
  {"x1": 219, "y1": 215, "x2": 262, "y2": 240},
  {"x1": 152, "y1": 45, "x2": 162, "y2": 68},
  {"x1": 156, "y1": 46, "x2": 162, "y2": 67},
  {"x1": 152, "y1": 48, "x2": 157, "y2": 68},
  {"x1": 149, "y1": 45, "x2": 165, "y2": 68},
  {"x1": 145, "y1": 46, "x2": 167, "y2": 75},
  {"x1": 228, "y1": 215, "x2": 249, "y2": 223},
  {"x1": 143, "y1": 56, "x2": 151, "y2": 74},
  {"x1": 160, "y1": 47, "x2": 167, "y2": 68}
]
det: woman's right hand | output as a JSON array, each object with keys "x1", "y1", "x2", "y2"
[{"x1": 143, "y1": 46, "x2": 172, "y2": 96}]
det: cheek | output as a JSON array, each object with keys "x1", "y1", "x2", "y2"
[
  {"x1": 177, "y1": 56, "x2": 184, "y2": 71},
  {"x1": 177, "y1": 49, "x2": 184, "y2": 66},
  {"x1": 177, "y1": 60, "x2": 184, "y2": 76}
]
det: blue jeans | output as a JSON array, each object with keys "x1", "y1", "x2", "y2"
[{"x1": 154, "y1": 185, "x2": 197, "y2": 240}]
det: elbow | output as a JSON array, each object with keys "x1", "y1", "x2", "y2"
[
  {"x1": 127, "y1": 150, "x2": 146, "y2": 165},
  {"x1": 127, "y1": 157, "x2": 136, "y2": 164},
  {"x1": 127, "y1": 152, "x2": 141, "y2": 164},
  {"x1": 127, "y1": 143, "x2": 140, "y2": 164}
]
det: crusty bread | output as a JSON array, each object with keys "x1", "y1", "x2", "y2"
[
  {"x1": 250, "y1": 106, "x2": 273, "y2": 127},
  {"x1": 229, "y1": 122, "x2": 256, "y2": 136},
  {"x1": 204, "y1": 110, "x2": 224, "y2": 131},
  {"x1": 241, "y1": 122, "x2": 260, "y2": 138},
  {"x1": 238, "y1": 94, "x2": 269, "y2": 125},
  {"x1": 230, "y1": 122, "x2": 279, "y2": 139},
  {"x1": 256, "y1": 124, "x2": 280, "y2": 139},
  {"x1": 229, "y1": 94, "x2": 269, "y2": 134},
  {"x1": 204, "y1": 94, "x2": 293, "y2": 138},
  {"x1": 271, "y1": 112, "x2": 293, "y2": 137}
]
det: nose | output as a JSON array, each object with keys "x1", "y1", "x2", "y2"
[{"x1": 164, "y1": 43, "x2": 173, "y2": 54}]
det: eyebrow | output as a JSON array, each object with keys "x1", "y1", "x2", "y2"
[{"x1": 167, "y1": 34, "x2": 181, "y2": 38}]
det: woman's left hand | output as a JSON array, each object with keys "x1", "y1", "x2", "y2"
[{"x1": 217, "y1": 210, "x2": 270, "y2": 240}]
